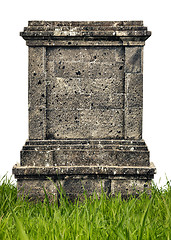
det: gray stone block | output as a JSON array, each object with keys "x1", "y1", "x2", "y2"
[
  {"x1": 13, "y1": 21, "x2": 156, "y2": 200},
  {"x1": 46, "y1": 109, "x2": 124, "y2": 139},
  {"x1": 125, "y1": 73, "x2": 143, "y2": 107},
  {"x1": 125, "y1": 47, "x2": 142, "y2": 73},
  {"x1": 28, "y1": 47, "x2": 46, "y2": 140},
  {"x1": 20, "y1": 139, "x2": 150, "y2": 167},
  {"x1": 21, "y1": 150, "x2": 53, "y2": 166},
  {"x1": 13, "y1": 163, "x2": 156, "y2": 200},
  {"x1": 125, "y1": 107, "x2": 142, "y2": 139},
  {"x1": 111, "y1": 179, "x2": 151, "y2": 197},
  {"x1": 17, "y1": 179, "x2": 58, "y2": 201},
  {"x1": 29, "y1": 109, "x2": 46, "y2": 140}
]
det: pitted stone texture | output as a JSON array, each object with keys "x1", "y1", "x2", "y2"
[
  {"x1": 20, "y1": 150, "x2": 53, "y2": 167},
  {"x1": 13, "y1": 163, "x2": 156, "y2": 176},
  {"x1": 21, "y1": 21, "x2": 151, "y2": 42},
  {"x1": 59, "y1": 178, "x2": 111, "y2": 198},
  {"x1": 20, "y1": 140, "x2": 150, "y2": 167},
  {"x1": 46, "y1": 109, "x2": 124, "y2": 139},
  {"x1": 46, "y1": 90, "x2": 124, "y2": 110},
  {"x1": 13, "y1": 21, "x2": 155, "y2": 200},
  {"x1": 13, "y1": 164, "x2": 155, "y2": 200},
  {"x1": 46, "y1": 46, "x2": 125, "y2": 139},
  {"x1": 125, "y1": 47, "x2": 142, "y2": 73},
  {"x1": 17, "y1": 179, "x2": 58, "y2": 201},
  {"x1": 46, "y1": 47, "x2": 124, "y2": 64},
  {"x1": 111, "y1": 179, "x2": 151, "y2": 196},
  {"x1": 28, "y1": 47, "x2": 46, "y2": 140},
  {"x1": 17, "y1": 178, "x2": 151, "y2": 200},
  {"x1": 125, "y1": 73, "x2": 143, "y2": 108},
  {"x1": 125, "y1": 108, "x2": 142, "y2": 139},
  {"x1": 46, "y1": 47, "x2": 124, "y2": 83}
]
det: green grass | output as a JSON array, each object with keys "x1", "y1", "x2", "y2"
[{"x1": 0, "y1": 176, "x2": 171, "y2": 240}]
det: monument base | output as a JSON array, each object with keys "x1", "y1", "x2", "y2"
[{"x1": 13, "y1": 139, "x2": 156, "y2": 200}]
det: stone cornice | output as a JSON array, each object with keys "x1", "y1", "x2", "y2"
[{"x1": 21, "y1": 21, "x2": 151, "y2": 46}]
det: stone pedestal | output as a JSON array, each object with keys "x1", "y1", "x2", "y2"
[{"x1": 13, "y1": 21, "x2": 156, "y2": 200}]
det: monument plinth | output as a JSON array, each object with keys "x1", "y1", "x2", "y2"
[{"x1": 13, "y1": 21, "x2": 156, "y2": 200}]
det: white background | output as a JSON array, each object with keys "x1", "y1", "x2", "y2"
[{"x1": 0, "y1": 0, "x2": 170, "y2": 187}]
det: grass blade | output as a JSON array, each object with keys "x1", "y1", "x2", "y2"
[
  {"x1": 112, "y1": 228, "x2": 127, "y2": 240},
  {"x1": 138, "y1": 193, "x2": 155, "y2": 240},
  {"x1": 10, "y1": 207, "x2": 29, "y2": 240},
  {"x1": 1, "y1": 176, "x2": 171, "y2": 239},
  {"x1": 43, "y1": 186, "x2": 51, "y2": 217}
]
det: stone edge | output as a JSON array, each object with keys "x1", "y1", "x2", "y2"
[
  {"x1": 13, "y1": 163, "x2": 156, "y2": 178},
  {"x1": 20, "y1": 21, "x2": 151, "y2": 42}
]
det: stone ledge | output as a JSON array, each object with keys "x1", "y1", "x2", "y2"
[
  {"x1": 25, "y1": 139, "x2": 147, "y2": 145},
  {"x1": 21, "y1": 21, "x2": 151, "y2": 42},
  {"x1": 26, "y1": 40, "x2": 146, "y2": 47},
  {"x1": 28, "y1": 21, "x2": 144, "y2": 27},
  {"x1": 13, "y1": 163, "x2": 156, "y2": 178}
]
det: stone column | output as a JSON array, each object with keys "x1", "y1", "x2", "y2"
[{"x1": 13, "y1": 21, "x2": 156, "y2": 200}]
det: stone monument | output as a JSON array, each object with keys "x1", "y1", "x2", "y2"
[{"x1": 13, "y1": 21, "x2": 156, "y2": 200}]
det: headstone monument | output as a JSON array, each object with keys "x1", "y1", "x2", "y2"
[{"x1": 13, "y1": 21, "x2": 156, "y2": 200}]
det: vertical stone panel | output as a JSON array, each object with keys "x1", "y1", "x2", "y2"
[
  {"x1": 28, "y1": 47, "x2": 46, "y2": 139},
  {"x1": 46, "y1": 46, "x2": 125, "y2": 139},
  {"x1": 124, "y1": 46, "x2": 143, "y2": 139},
  {"x1": 125, "y1": 73, "x2": 143, "y2": 108},
  {"x1": 124, "y1": 107, "x2": 142, "y2": 139},
  {"x1": 125, "y1": 47, "x2": 142, "y2": 73}
]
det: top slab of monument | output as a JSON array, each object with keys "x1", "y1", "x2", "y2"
[{"x1": 21, "y1": 21, "x2": 151, "y2": 40}]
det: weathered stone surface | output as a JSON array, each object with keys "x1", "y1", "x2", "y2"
[
  {"x1": 46, "y1": 109, "x2": 124, "y2": 139},
  {"x1": 20, "y1": 150, "x2": 53, "y2": 166},
  {"x1": 110, "y1": 179, "x2": 151, "y2": 197},
  {"x1": 28, "y1": 47, "x2": 46, "y2": 140},
  {"x1": 125, "y1": 47, "x2": 142, "y2": 73},
  {"x1": 13, "y1": 163, "x2": 156, "y2": 200},
  {"x1": 13, "y1": 21, "x2": 156, "y2": 200},
  {"x1": 13, "y1": 162, "x2": 156, "y2": 176},
  {"x1": 17, "y1": 179, "x2": 58, "y2": 201},
  {"x1": 20, "y1": 139, "x2": 149, "y2": 167},
  {"x1": 124, "y1": 107, "x2": 143, "y2": 139},
  {"x1": 21, "y1": 21, "x2": 151, "y2": 41},
  {"x1": 125, "y1": 73, "x2": 143, "y2": 108}
]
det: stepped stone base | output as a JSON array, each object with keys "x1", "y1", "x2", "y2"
[{"x1": 13, "y1": 139, "x2": 156, "y2": 200}]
